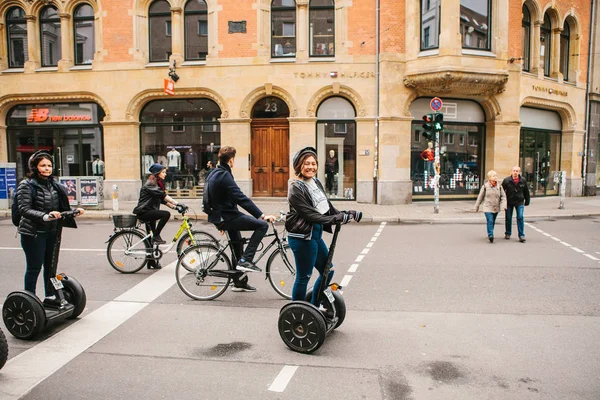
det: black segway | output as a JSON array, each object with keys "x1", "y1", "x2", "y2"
[
  {"x1": 278, "y1": 212, "x2": 360, "y2": 353},
  {"x1": 3, "y1": 210, "x2": 87, "y2": 340},
  {"x1": 0, "y1": 327, "x2": 7, "y2": 370}
]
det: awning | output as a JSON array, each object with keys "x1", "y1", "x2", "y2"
[{"x1": 16, "y1": 145, "x2": 53, "y2": 153}]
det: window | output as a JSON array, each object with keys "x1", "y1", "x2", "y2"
[
  {"x1": 271, "y1": 0, "x2": 296, "y2": 58},
  {"x1": 541, "y1": 13, "x2": 551, "y2": 77},
  {"x1": 6, "y1": 7, "x2": 28, "y2": 68},
  {"x1": 74, "y1": 4, "x2": 95, "y2": 65},
  {"x1": 459, "y1": 134, "x2": 465, "y2": 146},
  {"x1": 40, "y1": 6, "x2": 62, "y2": 67},
  {"x1": 420, "y1": 0, "x2": 439, "y2": 50},
  {"x1": 172, "y1": 114, "x2": 185, "y2": 132},
  {"x1": 521, "y1": 5, "x2": 531, "y2": 72},
  {"x1": 460, "y1": 0, "x2": 490, "y2": 50},
  {"x1": 185, "y1": 0, "x2": 208, "y2": 61},
  {"x1": 309, "y1": 0, "x2": 334, "y2": 57},
  {"x1": 444, "y1": 133, "x2": 454, "y2": 145},
  {"x1": 149, "y1": 0, "x2": 172, "y2": 62},
  {"x1": 560, "y1": 21, "x2": 570, "y2": 81}
]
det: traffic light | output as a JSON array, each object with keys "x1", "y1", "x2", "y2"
[
  {"x1": 434, "y1": 113, "x2": 444, "y2": 132},
  {"x1": 422, "y1": 113, "x2": 435, "y2": 141}
]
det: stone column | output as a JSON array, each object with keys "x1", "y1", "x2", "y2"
[
  {"x1": 377, "y1": 116, "x2": 413, "y2": 204},
  {"x1": 487, "y1": 121, "x2": 521, "y2": 178},
  {"x1": 219, "y1": 118, "x2": 252, "y2": 195},
  {"x1": 24, "y1": 15, "x2": 40, "y2": 72},
  {"x1": 58, "y1": 13, "x2": 73, "y2": 71},
  {"x1": 551, "y1": 27, "x2": 561, "y2": 79},
  {"x1": 355, "y1": 117, "x2": 376, "y2": 203},
  {"x1": 561, "y1": 129, "x2": 585, "y2": 196},
  {"x1": 0, "y1": 125, "x2": 7, "y2": 162},
  {"x1": 288, "y1": 117, "x2": 317, "y2": 179},
  {"x1": 439, "y1": 0, "x2": 461, "y2": 55},
  {"x1": 531, "y1": 21, "x2": 541, "y2": 75},
  {"x1": 296, "y1": 0, "x2": 309, "y2": 61},
  {"x1": 170, "y1": 7, "x2": 184, "y2": 65},
  {"x1": 100, "y1": 121, "x2": 142, "y2": 201}
]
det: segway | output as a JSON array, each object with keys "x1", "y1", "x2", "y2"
[
  {"x1": 0, "y1": 327, "x2": 7, "y2": 370},
  {"x1": 3, "y1": 210, "x2": 87, "y2": 340},
  {"x1": 278, "y1": 212, "x2": 359, "y2": 353}
]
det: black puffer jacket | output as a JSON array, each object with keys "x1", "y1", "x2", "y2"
[
  {"x1": 17, "y1": 177, "x2": 74, "y2": 237},
  {"x1": 285, "y1": 178, "x2": 342, "y2": 240}
]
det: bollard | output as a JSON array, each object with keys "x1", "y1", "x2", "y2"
[
  {"x1": 558, "y1": 171, "x2": 566, "y2": 209},
  {"x1": 112, "y1": 184, "x2": 119, "y2": 211}
]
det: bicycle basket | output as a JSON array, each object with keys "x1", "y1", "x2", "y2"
[{"x1": 112, "y1": 214, "x2": 138, "y2": 229}]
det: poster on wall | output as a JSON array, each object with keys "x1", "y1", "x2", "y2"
[
  {"x1": 59, "y1": 178, "x2": 78, "y2": 206},
  {"x1": 80, "y1": 178, "x2": 98, "y2": 206}
]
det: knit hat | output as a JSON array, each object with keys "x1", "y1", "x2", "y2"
[
  {"x1": 292, "y1": 146, "x2": 317, "y2": 175},
  {"x1": 149, "y1": 163, "x2": 166, "y2": 175}
]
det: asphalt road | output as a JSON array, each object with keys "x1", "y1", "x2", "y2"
[{"x1": 0, "y1": 216, "x2": 599, "y2": 400}]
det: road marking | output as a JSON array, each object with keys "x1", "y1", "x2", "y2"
[
  {"x1": 370, "y1": 237, "x2": 377, "y2": 242},
  {"x1": 1, "y1": 260, "x2": 178, "y2": 399},
  {"x1": 0, "y1": 247, "x2": 106, "y2": 252},
  {"x1": 348, "y1": 263, "x2": 359, "y2": 273},
  {"x1": 583, "y1": 254, "x2": 599, "y2": 261},
  {"x1": 340, "y1": 275, "x2": 353, "y2": 287},
  {"x1": 360, "y1": 248, "x2": 370, "y2": 255},
  {"x1": 543, "y1": 232, "x2": 551, "y2": 237},
  {"x1": 373, "y1": 233, "x2": 380, "y2": 237},
  {"x1": 571, "y1": 247, "x2": 584, "y2": 253},
  {"x1": 560, "y1": 242, "x2": 571, "y2": 247},
  {"x1": 551, "y1": 237, "x2": 561, "y2": 242},
  {"x1": 366, "y1": 242, "x2": 374, "y2": 248},
  {"x1": 268, "y1": 365, "x2": 298, "y2": 393},
  {"x1": 354, "y1": 254, "x2": 365, "y2": 262}
]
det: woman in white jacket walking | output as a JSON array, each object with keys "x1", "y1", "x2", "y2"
[{"x1": 475, "y1": 170, "x2": 507, "y2": 243}]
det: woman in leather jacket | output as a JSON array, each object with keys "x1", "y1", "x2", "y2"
[
  {"x1": 285, "y1": 147, "x2": 355, "y2": 306},
  {"x1": 17, "y1": 151, "x2": 84, "y2": 301}
]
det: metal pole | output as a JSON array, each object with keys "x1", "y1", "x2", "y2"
[
  {"x1": 112, "y1": 184, "x2": 119, "y2": 211},
  {"x1": 559, "y1": 171, "x2": 566, "y2": 209},
  {"x1": 434, "y1": 131, "x2": 440, "y2": 213}
]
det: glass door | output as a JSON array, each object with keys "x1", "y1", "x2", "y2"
[{"x1": 520, "y1": 129, "x2": 561, "y2": 196}]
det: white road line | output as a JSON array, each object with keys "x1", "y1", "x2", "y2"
[
  {"x1": 1, "y1": 261, "x2": 178, "y2": 399},
  {"x1": 355, "y1": 254, "x2": 365, "y2": 262},
  {"x1": 366, "y1": 242, "x2": 374, "y2": 248},
  {"x1": 551, "y1": 237, "x2": 561, "y2": 242},
  {"x1": 571, "y1": 247, "x2": 585, "y2": 253},
  {"x1": 360, "y1": 248, "x2": 370, "y2": 255},
  {"x1": 381, "y1": 222, "x2": 387, "y2": 225},
  {"x1": 268, "y1": 365, "x2": 299, "y2": 393},
  {"x1": 0, "y1": 247, "x2": 106, "y2": 252},
  {"x1": 560, "y1": 242, "x2": 572, "y2": 247},
  {"x1": 583, "y1": 254, "x2": 599, "y2": 261},
  {"x1": 543, "y1": 232, "x2": 552, "y2": 237},
  {"x1": 370, "y1": 237, "x2": 377, "y2": 242},
  {"x1": 373, "y1": 233, "x2": 380, "y2": 237},
  {"x1": 348, "y1": 263, "x2": 359, "y2": 273},
  {"x1": 340, "y1": 275, "x2": 353, "y2": 287}
]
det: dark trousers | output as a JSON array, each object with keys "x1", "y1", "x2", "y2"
[
  {"x1": 218, "y1": 214, "x2": 268, "y2": 264},
  {"x1": 21, "y1": 231, "x2": 58, "y2": 297},
  {"x1": 326, "y1": 172, "x2": 335, "y2": 194},
  {"x1": 137, "y1": 209, "x2": 170, "y2": 238}
]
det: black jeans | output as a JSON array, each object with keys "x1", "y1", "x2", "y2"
[
  {"x1": 218, "y1": 214, "x2": 268, "y2": 264},
  {"x1": 137, "y1": 209, "x2": 170, "y2": 238},
  {"x1": 21, "y1": 231, "x2": 58, "y2": 297}
]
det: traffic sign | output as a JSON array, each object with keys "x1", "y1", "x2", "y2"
[{"x1": 430, "y1": 97, "x2": 443, "y2": 112}]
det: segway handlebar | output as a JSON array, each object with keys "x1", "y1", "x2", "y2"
[{"x1": 49, "y1": 209, "x2": 81, "y2": 219}]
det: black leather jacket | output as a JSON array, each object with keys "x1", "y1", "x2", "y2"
[
  {"x1": 285, "y1": 178, "x2": 341, "y2": 240},
  {"x1": 17, "y1": 177, "x2": 74, "y2": 237}
]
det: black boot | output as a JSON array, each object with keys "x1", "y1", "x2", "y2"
[{"x1": 147, "y1": 260, "x2": 162, "y2": 270}]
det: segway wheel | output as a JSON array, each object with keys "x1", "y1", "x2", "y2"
[
  {"x1": 278, "y1": 302, "x2": 327, "y2": 354},
  {"x1": 0, "y1": 328, "x2": 8, "y2": 370},
  {"x1": 62, "y1": 276, "x2": 87, "y2": 319},
  {"x1": 2, "y1": 291, "x2": 46, "y2": 340},
  {"x1": 305, "y1": 288, "x2": 346, "y2": 329}
]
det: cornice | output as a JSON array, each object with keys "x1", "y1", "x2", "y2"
[{"x1": 403, "y1": 70, "x2": 509, "y2": 97}]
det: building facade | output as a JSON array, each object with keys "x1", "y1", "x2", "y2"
[{"x1": 0, "y1": 0, "x2": 593, "y2": 204}]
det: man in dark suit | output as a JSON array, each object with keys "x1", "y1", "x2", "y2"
[{"x1": 204, "y1": 146, "x2": 275, "y2": 292}]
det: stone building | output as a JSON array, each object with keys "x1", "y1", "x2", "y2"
[{"x1": 0, "y1": 0, "x2": 593, "y2": 204}]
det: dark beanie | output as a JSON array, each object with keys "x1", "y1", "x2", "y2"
[{"x1": 149, "y1": 163, "x2": 166, "y2": 175}]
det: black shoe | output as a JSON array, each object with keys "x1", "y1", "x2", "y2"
[
  {"x1": 147, "y1": 261, "x2": 162, "y2": 270},
  {"x1": 43, "y1": 295, "x2": 62, "y2": 307},
  {"x1": 489, "y1": 236, "x2": 494, "y2": 243},
  {"x1": 318, "y1": 304, "x2": 335, "y2": 319},
  {"x1": 236, "y1": 260, "x2": 262, "y2": 273},
  {"x1": 504, "y1": 235, "x2": 510, "y2": 240},
  {"x1": 519, "y1": 237, "x2": 526, "y2": 243},
  {"x1": 153, "y1": 236, "x2": 166, "y2": 245},
  {"x1": 231, "y1": 282, "x2": 257, "y2": 292}
]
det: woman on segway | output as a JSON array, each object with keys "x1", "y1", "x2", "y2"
[
  {"x1": 17, "y1": 150, "x2": 84, "y2": 305},
  {"x1": 132, "y1": 163, "x2": 181, "y2": 269},
  {"x1": 285, "y1": 147, "x2": 360, "y2": 307}
]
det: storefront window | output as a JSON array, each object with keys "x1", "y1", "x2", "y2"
[
  {"x1": 520, "y1": 130, "x2": 561, "y2": 196},
  {"x1": 140, "y1": 99, "x2": 221, "y2": 190},
  {"x1": 316, "y1": 97, "x2": 356, "y2": 200},
  {"x1": 6, "y1": 103, "x2": 105, "y2": 179}
]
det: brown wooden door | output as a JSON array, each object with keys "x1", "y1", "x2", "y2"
[{"x1": 251, "y1": 121, "x2": 289, "y2": 197}]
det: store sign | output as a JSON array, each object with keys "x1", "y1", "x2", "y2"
[
  {"x1": 164, "y1": 79, "x2": 175, "y2": 96},
  {"x1": 25, "y1": 106, "x2": 93, "y2": 125}
]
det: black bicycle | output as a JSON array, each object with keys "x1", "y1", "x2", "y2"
[{"x1": 175, "y1": 213, "x2": 297, "y2": 300}]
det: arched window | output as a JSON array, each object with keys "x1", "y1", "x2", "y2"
[
  {"x1": 521, "y1": 5, "x2": 531, "y2": 72},
  {"x1": 184, "y1": 0, "x2": 208, "y2": 61},
  {"x1": 541, "y1": 13, "x2": 551, "y2": 77},
  {"x1": 420, "y1": 0, "x2": 440, "y2": 50},
  {"x1": 560, "y1": 21, "x2": 570, "y2": 81},
  {"x1": 6, "y1": 7, "x2": 28, "y2": 68},
  {"x1": 309, "y1": 0, "x2": 334, "y2": 57},
  {"x1": 40, "y1": 6, "x2": 61, "y2": 67},
  {"x1": 74, "y1": 4, "x2": 95, "y2": 65},
  {"x1": 271, "y1": 0, "x2": 296, "y2": 58},
  {"x1": 460, "y1": 0, "x2": 491, "y2": 50},
  {"x1": 149, "y1": 0, "x2": 172, "y2": 62}
]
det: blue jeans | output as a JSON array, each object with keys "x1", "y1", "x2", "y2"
[
  {"x1": 21, "y1": 231, "x2": 58, "y2": 297},
  {"x1": 505, "y1": 204, "x2": 525, "y2": 238},
  {"x1": 484, "y1": 212, "x2": 498, "y2": 238},
  {"x1": 288, "y1": 224, "x2": 334, "y2": 306}
]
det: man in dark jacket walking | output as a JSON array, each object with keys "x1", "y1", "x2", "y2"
[
  {"x1": 204, "y1": 146, "x2": 275, "y2": 292},
  {"x1": 501, "y1": 166, "x2": 531, "y2": 243}
]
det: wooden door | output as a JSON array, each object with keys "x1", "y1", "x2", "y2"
[{"x1": 251, "y1": 121, "x2": 289, "y2": 197}]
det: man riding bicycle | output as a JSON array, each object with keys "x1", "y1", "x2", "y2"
[{"x1": 204, "y1": 146, "x2": 276, "y2": 292}]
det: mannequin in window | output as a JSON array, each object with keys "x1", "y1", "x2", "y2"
[
  {"x1": 420, "y1": 142, "x2": 435, "y2": 177},
  {"x1": 325, "y1": 149, "x2": 339, "y2": 197},
  {"x1": 167, "y1": 147, "x2": 181, "y2": 188},
  {"x1": 92, "y1": 155, "x2": 105, "y2": 177}
]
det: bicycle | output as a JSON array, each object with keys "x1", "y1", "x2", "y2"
[
  {"x1": 106, "y1": 205, "x2": 218, "y2": 273},
  {"x1": 175, "y1": 212, "x2": 298, "y2": 301}
]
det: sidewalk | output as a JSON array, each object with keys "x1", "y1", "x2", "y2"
[{"x1": 4, "y1": 195, "x2": 598, "y2": 224}]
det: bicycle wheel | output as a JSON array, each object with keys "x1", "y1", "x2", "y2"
[
  {"x1": 266, "y1": 242, "x2": 297, "y2": 300},
  {"x1": 107, "y1": 230, "x2": 150, "y2": 273},
  {"x1": 176, "y1": 243, "x2": 232, "y2": 301},
  {"x1": 176, "y1": 229, "x2": 220, "y2": 257}
]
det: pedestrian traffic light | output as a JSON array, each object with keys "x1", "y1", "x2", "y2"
[
  {"x1": 422, "y1": 114, "x2": 435, "y2": 141},
  {"x1": 434, "y1": 113, "x2": 444, "y2": 132}
]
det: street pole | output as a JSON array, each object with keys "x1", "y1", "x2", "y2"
[
  {"x1": 434, "y1": 131, "x2": 440, "y2": 214},
  {"x1": 559, "y1": 171, "x2": 566, "y2": 209}
]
